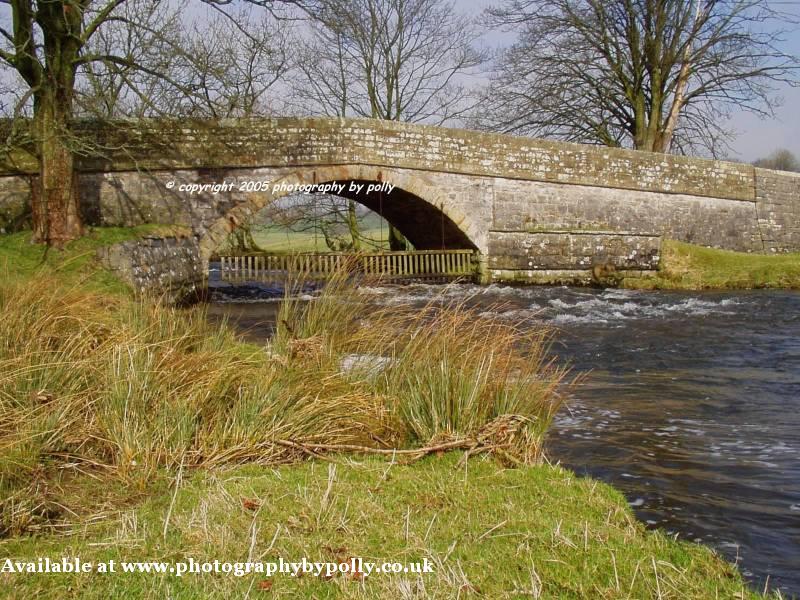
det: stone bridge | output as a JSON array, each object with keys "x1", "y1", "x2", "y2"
[{"x1": 1, "y1": 117, "x2": 799, "y2": 291}]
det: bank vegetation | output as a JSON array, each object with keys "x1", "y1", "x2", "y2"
[
  {"x1": 0, "y1": 229, "x2": 778, "y2": 598},
  {"x1": 624, "y1": 240, "x2": 800, "y2": 291},
  {"x1": 0, "y1": 243, "x2": 566, "y2": 538}
]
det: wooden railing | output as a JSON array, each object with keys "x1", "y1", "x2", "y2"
[{"x1": 217, "y1": 250, "x2": 477, "y2": 284}]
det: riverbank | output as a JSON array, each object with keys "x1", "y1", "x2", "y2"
[
  {"x1": 1, "y1": 454, "x2": 768, "y2": 599},
  {"x1": 0, "y1": 228, "x2": 777, "y2": 597},
  {"x1": 0, "y1": 225, "x2": 187, "y2": 294},
  {"x1": 4, "y1": 228, "x2": 798, "y2": 294},
  {"x1": 623, "y1": 240, "x2": 800, "y2": 290}
]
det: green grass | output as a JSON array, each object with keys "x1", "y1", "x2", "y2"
[
  {"x1": 0, "y1": 226, "x2": 188, "y2": 294},
  {"x1": 0, "y1": 229, "x2": 777, "y2": 598},
  {"x1": 0, "y1": 454, "x2": 769, "y2": 599},
  {"x1": 250, "y1": 225, "x2": 390, "y2": 253},
  {"x1": 624, "y1": 239, "x2": 800, "y2": 290}
]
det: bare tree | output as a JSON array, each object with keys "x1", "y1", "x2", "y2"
[
  {"x1": 259, "y1": 194, "x2": 389, "y2": 252},
  {"x1": 0, "y1": 0, "x2": 304, "y2": 247},
  {"x1": 479, "y1": 0, "x2": 798, "y2": 155},
  {"x1": 754, "y1": 148, "x2": 800, "y2": 172},
  {"x1": 173, "y1": 7, "x2": 292, "y2": 118},
  {"x1": 293, "y1": 0, "x2": 487, "y2": 123},
  {"x1": 73, "y1": 0, "x2": 188, "y2": 119},
  {"x1": 75, "y1": 3, "x2": 291, "y2": 119}
]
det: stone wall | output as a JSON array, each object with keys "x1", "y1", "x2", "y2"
[
  {"x1": 0, "y1": 176, "x2": 30, "y2": 233},
  {"x1": 0, "y1": 118, "x2": 757, "y2": 202},
  {"x1": 489, "y1": 178, "x2": 764, "y2": 253},
  {"x1": 755, "y1": 168, "x2": 800, "y2": 253},
  {"x1": 488, "y1": 231, "x2": 661, "y2": 284},
  {"x1": 96, "y1": 236, "x2": 204, "y2": 303}
]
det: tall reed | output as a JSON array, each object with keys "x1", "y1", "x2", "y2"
[
  {"x1": 0, "y1": 276, "x2": 381, "y2": 535},
  {"x1": 276, "y1": 284, "x2": 569, "y2": 462}
]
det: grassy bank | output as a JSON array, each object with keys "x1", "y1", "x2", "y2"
[
  {"x1": 0, "y1": 226, "x2": 187, "y2": 294},
  {"x1": 0, "y1": 263, "x2": 567, "y2": 534},
  {"x1": 0, "y1": 229, "x2": 775, "y2": 598},
  {"x1": 1, "y1": 454, "x2": 767, "y2": 599},
  {"x1": 624, "y1": 240, "x2": 800, "y2": 290}
]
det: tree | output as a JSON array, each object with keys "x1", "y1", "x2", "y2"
[
  {"x1": 176, "y1": 8, "x2": 291, "y2": 118},
  {"x1": 290, "y1": 0, "x2": 487, "y2": 249},
  {"x1": 72, "y1": 0, "x2": 186, "y2": 119},
  {"x1": 0, "y1": 0, "x2": 303, "y2": 247},
  {"x1": 480, "y1": 0, "x2": 798, "y2": 155},
  {"x1": 754, "y1": 148, "x2": 800, "y2": 172},
  {"x1": 67, "y1": 1, "x2": 291, "y2": 256},
  {"x1": 293, "y1": 0, "x2": 486, "y2": 123}
]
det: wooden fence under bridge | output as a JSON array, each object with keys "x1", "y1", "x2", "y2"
[{"x1": 217, "y1": 250, "x2": 478, "y2": 284}]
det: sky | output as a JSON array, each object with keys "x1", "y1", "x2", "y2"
[{"x1": 729, "y1": 85, "x2": 800, "y2": 162}]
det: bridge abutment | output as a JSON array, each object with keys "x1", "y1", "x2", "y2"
[{"x1": 96, "y1": 234, "x2": 205, "y2": 304}]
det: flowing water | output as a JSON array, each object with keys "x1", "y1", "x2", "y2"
[{"x1": 207, "y1": 272, "x2": 800, "y2": 597}]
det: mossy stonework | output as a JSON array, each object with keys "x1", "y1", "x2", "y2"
[
  {"x1": 0, "y1": 176, "x2": 30, "y2": 233},
  {"x1": 1, "y1": 117, "x2": 798, "y2": 285},
  {"x1": 96, "y1": 235, "x2": 204, "y2": 302}
]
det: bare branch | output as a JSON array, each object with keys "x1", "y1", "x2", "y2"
[{"x1": 289, "y1": 0, "x2": 488, "y2": 126}]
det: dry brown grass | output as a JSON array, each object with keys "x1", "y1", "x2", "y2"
[
  {"x1": 0, "y1": 271, "x2": 568, "y2": 537},
  {"x1": 276, "y1": 270, "x2": 570, "y2": 461}
]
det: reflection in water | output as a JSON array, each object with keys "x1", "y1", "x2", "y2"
[{"x1": 207, "y1": 275, "x2": 800, "y2": 597}]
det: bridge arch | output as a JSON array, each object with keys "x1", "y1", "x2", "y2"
[{"x1": 197, "y1": 165, "x2": 483, "y2": 263}]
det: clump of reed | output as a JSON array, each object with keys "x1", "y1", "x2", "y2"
[
  {"x1": 275, "y1": 271, "x2": 569, "y2": 464},
  {"x1": 362, "y1": 300, "x2": 565, "y2": 463},
  {"x1": 0, "y1": 270, "x2": 568, "y2": 537}
]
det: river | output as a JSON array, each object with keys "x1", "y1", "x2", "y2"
[{"x1": 207, "y1": 275, "x2": 800, "y2": 597}]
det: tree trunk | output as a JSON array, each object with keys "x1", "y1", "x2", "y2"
[
  {"x1": 388, "y1": 224, "x2": 408, "y2": 251},
  {"x1": 320, "y1": 222, "x2": 339, "y2": 251},
  {"x1": 346, "y1": 200, "x2": 361, "y2": 251},
  {"x1": 229, "y1": 226, "x2": 263, "y2": 253},
  {"x1": 657, "y1": 0, "x2": 702, "y2": 154},
  {"x1": 31, "y1": 90, "x2": 83, "y2": 247}
]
